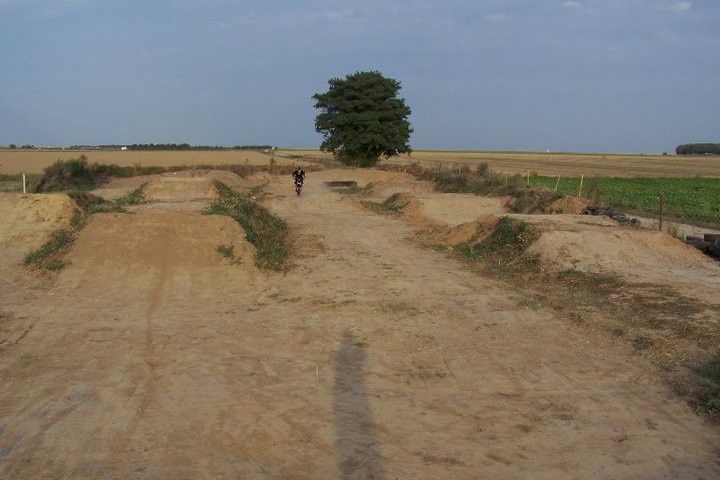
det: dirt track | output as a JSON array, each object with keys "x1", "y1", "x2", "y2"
[{"x1": 1, "y1": 170, "x2": 719, "y2": 478}]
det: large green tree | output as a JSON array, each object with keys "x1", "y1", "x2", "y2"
[{"x1": 313, "y1": 71, "x2": 412, "y2": 167}]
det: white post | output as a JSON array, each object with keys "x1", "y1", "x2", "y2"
[{"x1": 22, "y1": 173, "x2": 26, "y2": 194}]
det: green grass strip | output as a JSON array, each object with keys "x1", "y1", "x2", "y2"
[
  {"x1": 205, "y1": 181, "x2": 289, "y2": 271},
  {"x1": 531, "y1": 176, "x2": 720, "y2": 226}
]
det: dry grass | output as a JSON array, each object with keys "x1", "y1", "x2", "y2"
[
  {"x1": 0, "y1": 149, "x2": 314, "y2": 174},
  {"x1": 278, "y1": 148, "x2": 720, "y2": 178}
]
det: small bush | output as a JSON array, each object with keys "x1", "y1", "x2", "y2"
[
  {"x1": 456, "y1": 217, "x2": 538, "y2": 266},
  {"x1": 216, "y1": 244, "x2": 235, "y2": 258}
]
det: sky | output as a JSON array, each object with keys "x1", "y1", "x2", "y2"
[{"x1": 0, "y1": 0, "x2": 718, "y2": 152}]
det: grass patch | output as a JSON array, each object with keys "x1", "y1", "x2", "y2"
[
  {"x1": 115, "y1": 182, "x2": 148, "y2": 206},
  {"x1": 204, "y1": 181, "x2": 289, "y2": 271},
  {"x1": 215, "y1": 244, "x2": 242, "y2": 264},
  {"x1": 66, "y1": 190, "x2": 126, "y2": 215},
  {"x1": 362, "y1": 193, "x2": 408, "y2": 215},
  {"x1": 693, "y1": 357, "x2": 720, "y2": 417},
  {"x1": 530, "y1": 175, "x2": 720, "y2": 227},
  {"x1": 455, "y1": 216, "x2": 538, "y2": 268},
  {"x1": 0, "y1": 173, "x2": 41, "y2": 192},
  {"x1": 23, "y1": 229, "x2": 75, "y2": 268},
  {"x1": 216, "y1": 244, "x2": 235, "y2": 258}
]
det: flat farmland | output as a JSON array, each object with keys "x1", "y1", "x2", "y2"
[
  {"x1": 0, "y1": 149, "x2": 295, "y2": 175},
  {"x1": 279, "y1": 148, "x2": 720, "y2": 178}
]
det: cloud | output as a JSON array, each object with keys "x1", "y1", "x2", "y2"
[{"x1": 562, "y1": 1, "x2": 583, "y2": 9}]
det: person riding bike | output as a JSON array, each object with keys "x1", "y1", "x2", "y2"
[{"x1": 292, "y1": 166, "x2": 306, "y2": 195}]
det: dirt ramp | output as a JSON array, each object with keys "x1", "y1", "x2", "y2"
[
  {"x1": 411, "y1": 193, "x2": 510, "y2": 226},
  {"x1": 65, "y1": 211, "x2": 255, "y2": 271},
  {"x1": 144, "y1": 177, "x2": 220, "y2": 202},
  {"x1": 438, "y1": 213, "x2": 720, "y2": 304},
  {"x1": 529, "y1": 228, "x2": 720, "y2": 301},
  {"x1": 0, "y1": 193, "x2": 76, "y2": 263}
]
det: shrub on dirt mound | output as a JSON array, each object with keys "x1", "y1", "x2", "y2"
[
  {"x1": 455, "y1": 216, "x2": 538, "y2": 266},
  {"x1": 34, "y1": 156, "x2": 123, "y2": 192}
]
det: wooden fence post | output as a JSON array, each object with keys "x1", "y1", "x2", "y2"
[
  {"x1": 577, "y1": 174, "x2": 584, "y2": 198},
  {"x1": 658, "y1": 195, "x2": 664, "y2": 231},
  {"x1": 22, "y1": 173, "x2": 26, "y2": 194},
  {"x1": 554, "y1": 174, "x2": 561, "y2": 191}
]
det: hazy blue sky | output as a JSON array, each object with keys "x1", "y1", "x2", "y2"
[{"x1": 1, "y1": 0, "x2": 718, "y2": 152}]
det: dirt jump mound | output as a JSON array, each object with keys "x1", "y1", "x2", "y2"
[
  {"x1": 0, "y1": 193, "x2": 76, "y2": 263},
  {"x1": 143, "y1": 176, "x2": 220, "y2": 202},
  {"x1": 66, "y1": 211, "x2": 255, "y2": 271}
]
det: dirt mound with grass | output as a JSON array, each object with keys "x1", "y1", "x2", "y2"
[
  {"x1": 65, "y1": 210, "x2": 256, "y2": 272},
  {"x1": 408, "y1": 193, "x2": 511, "y2": 226},
  {"x1": 438, "y1": 213, "x2": 720, "y2": 304},
  {"x1": 528, "y1": 226, "x2": 720, "y2": 304},
  {"x1": 0, "y1": 193, "x2": 76, "y2": 264},
  {"x1": 544, "y1": 196, "x2": 591, "y2": 214}
]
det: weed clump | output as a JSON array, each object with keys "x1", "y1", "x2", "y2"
[
  {"x1": 692, "y1": 357, "x2": 720, "y2": 417},
  {"x1": 205, "y1": 181, "x2": 288, "y2": 271},
  {"x1": 455, "y1": 216, "x2": 538, "y2": 266},
  {"x1": 66, "y1": 190, "x2": 125, "y2": 215},
  {"x1": 23, "y1": 229, "x2": 75, "y2": 268},
  {"x1": 116, "y1": 182, "x2": 148, "y2": 206},
  {"x1": 216, "y1": 244, "x2": 235, "y2": 258}
]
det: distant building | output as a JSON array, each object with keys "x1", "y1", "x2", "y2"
[{"x1": 120, "y1": 146, "x2": 128, "y2": 151}]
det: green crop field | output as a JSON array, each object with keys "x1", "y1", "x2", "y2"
[{"x1": 531, "y1": 175, "x2": 720, "y2": 227}]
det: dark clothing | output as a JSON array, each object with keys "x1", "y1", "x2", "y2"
[{"x1": 292, "y1": 168, "x2": 305, "y2": 184}]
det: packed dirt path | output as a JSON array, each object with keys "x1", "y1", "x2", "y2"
[{"x1": 0, "y1": 170, "x2": 719, "y2": 478}]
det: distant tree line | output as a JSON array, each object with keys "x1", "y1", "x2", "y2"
[
  {"x1": 66, "y1": 144, "x2": 275, "y2": 151},
  {"x1": 676, "y1": 143, "x2": 720, "y2": 156}
]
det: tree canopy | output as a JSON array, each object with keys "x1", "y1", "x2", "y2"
[
  {"x1": 676, "y1": 143, "x2": 720, "y2": 156},
  {"x1": 313, "y1": 71, "x2": 412, "y2": 167}
]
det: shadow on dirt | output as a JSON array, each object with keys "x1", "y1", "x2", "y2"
[{"x1": 333, "y1": 330, "x2": 385, "y2": 479}]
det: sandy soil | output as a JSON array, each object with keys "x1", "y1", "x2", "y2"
[
  {"x1": 1, "y1": 170, "x2": 719, "y2": 478},
  {"x1": 0, "y1": 193, "x2": 76, "y2": 263}
]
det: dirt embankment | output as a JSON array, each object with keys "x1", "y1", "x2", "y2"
[{"x1": 0, "y1": 193, "x2": 76, "y2": 264}]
